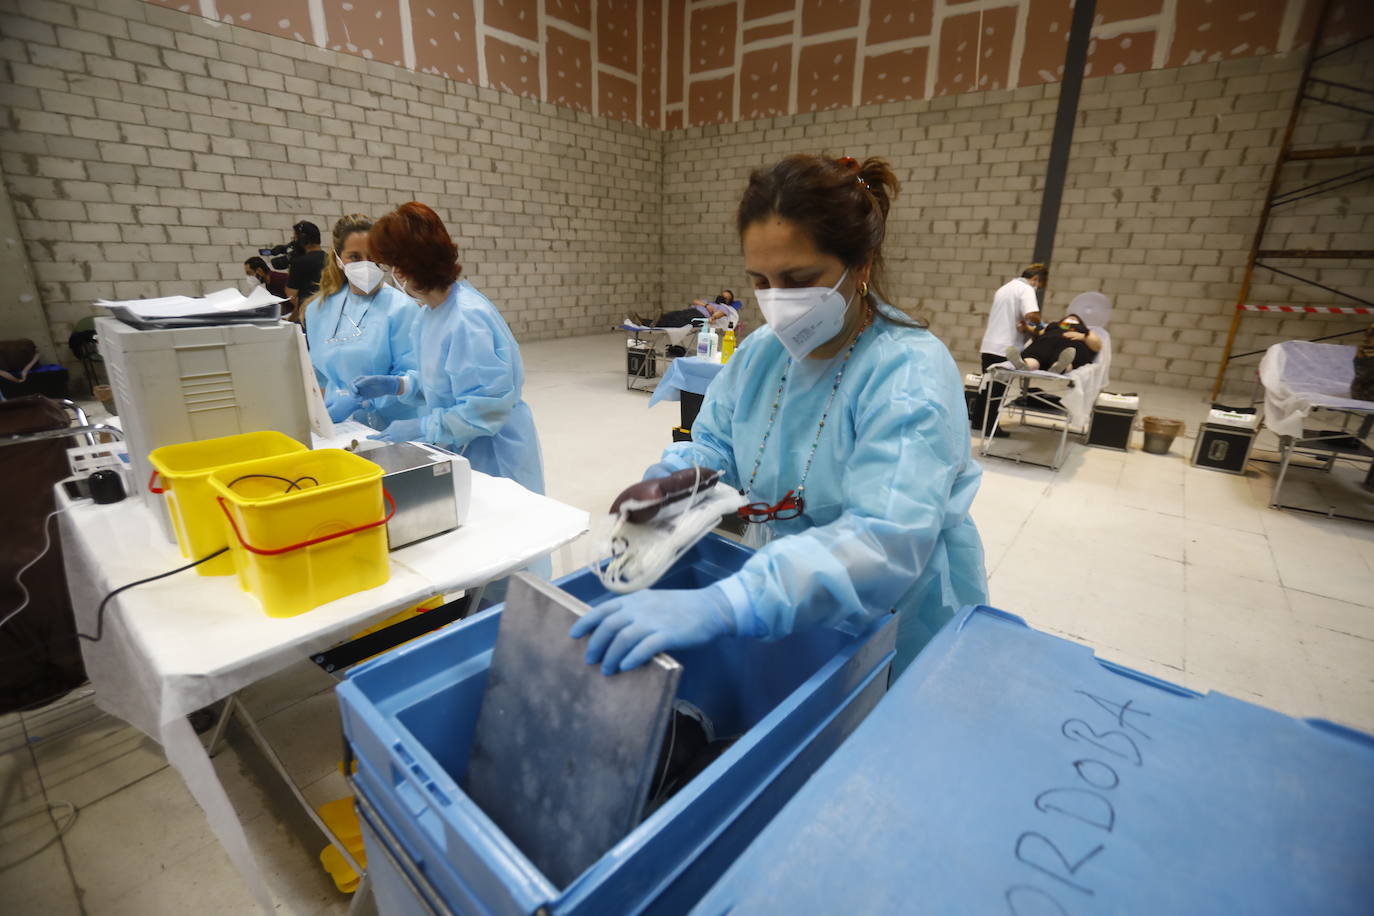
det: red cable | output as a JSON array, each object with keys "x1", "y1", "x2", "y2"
[{"x1": 216, "y1": 490, "x2": 396, "y2": 556}]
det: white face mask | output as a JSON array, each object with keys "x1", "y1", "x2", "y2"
[
  {"x1": 337, "y1": 255, "x2": 384, "y2": 294},
  {"x1": 754, "y1": 268, "x2": 852, "y2": 360},
  {"x1": 389, "y1": 269, "x2": 411, "y2": 297}
]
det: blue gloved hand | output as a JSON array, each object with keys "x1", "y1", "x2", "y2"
[
  {"x1": 326, "y1": 393, "x2": 362, "y2": 423},
  {"x1": 350, "y1": 374, "x2": 403, "y2": 400},
  {"x1": 642, "y1": 461, "x2": 675, "y2": 480},
  {"x1": 367, "y1": 418, "x2": 424, "y2": 443},
  {"x1": 568, "y1": 585, "x2": 735, "y2": 674}
]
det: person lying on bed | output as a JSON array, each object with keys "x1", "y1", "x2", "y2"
[
  {"x1": 1352, "y1": 324, "x2": 1374, "y2": 402},
  {"x1": 1004, "y1": 312, "x2": 1102, "y2": 374}
]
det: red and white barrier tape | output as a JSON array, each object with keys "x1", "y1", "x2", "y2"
[{"x1": 1238, "y1": 303, "x2": 1374, "y2": 315}]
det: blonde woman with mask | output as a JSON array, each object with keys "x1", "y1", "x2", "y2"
[{"x1": 303, "y1": 214, "x2": 420, "y2": 428}]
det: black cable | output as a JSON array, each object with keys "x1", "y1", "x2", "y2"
[
  {"x1": 78, "y1": 547, "x2": 230, "y2": 644},
  {"x1": 226, "y1": 473, "x2": 319, "y2": 492}
]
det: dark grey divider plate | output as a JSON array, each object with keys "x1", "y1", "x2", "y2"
[{"x1": 464, "y1": 573, "x2": 682, "y2": 889}]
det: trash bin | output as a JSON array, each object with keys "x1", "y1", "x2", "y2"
[
  {"x1": 1141, "y1": 416, "x2": 1184, "y2": 454},
  {"x1": 337, "y1": 534, "x2": 897, "y2": 916}
]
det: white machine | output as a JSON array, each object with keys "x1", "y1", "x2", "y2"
[
  {"x1": 96, "y1": 316, "x2": 312, "y2": 534},
  {"x1": 1205, "y1": 406, "x2": 1261, "y2": 431}
]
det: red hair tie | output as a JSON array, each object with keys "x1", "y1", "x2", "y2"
[{"x1": 837, "y1": 156, "x2": 871, "y2": 191}]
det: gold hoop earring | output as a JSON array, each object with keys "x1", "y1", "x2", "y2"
[{"x1": 858, "y1": 281, "x2": 869, "y2": 298}]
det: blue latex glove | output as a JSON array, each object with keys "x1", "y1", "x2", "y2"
[
  {"x1": 368, "y1": 418, "x2": 424, "y2": 443},
  {"x1": 569, "y1": 585, "x2": 735, "y2": 674},
  {"x1": 326, "y1": 393, "x2": 362, "y2": 423},
  {"x1": 642, "y1": 461, "x2": 675, "y2": 480},
  {"x1": 350, "y1": 374, "x2": 403, "y2": 400}
]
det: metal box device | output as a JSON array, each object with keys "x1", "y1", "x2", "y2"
[
  {"x1": 1087, "y1": 391, "x2": 1138, "y2": 451},
  {"x1": 95, "y1": 316, "x2": 310, "y2": 533},
  {"x1": 359, "y1": 442, "x2": 470, "y2": 549},
  {"x1": 626, "y1": 338, "x2": 657, "y2": 378},
  {"x1": 963, "y1": 373, "x2": 982, "y2": 422},
  {"x1": 1191, "y1": 408, "x2": 1260, "y2": 475}
]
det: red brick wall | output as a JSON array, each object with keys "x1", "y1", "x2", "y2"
[
  {"x1": 662, "y1": 0, "x2": 1371, "y2": 128},
  {"x1": 145, "y1": 1, "x2": 1372, "y2": 128}
]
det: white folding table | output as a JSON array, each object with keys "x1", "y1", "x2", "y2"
[{"x1": 60, "y1": 472, "x2": 588, "y2": 912}]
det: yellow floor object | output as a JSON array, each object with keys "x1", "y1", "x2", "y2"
[
  {"x1": 318, "y1": 796, "x2": 367, "y2": 894},
  {"x1": 318, "y1": 596, "x2": 447, "y2": 892}
]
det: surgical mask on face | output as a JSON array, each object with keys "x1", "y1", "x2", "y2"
[
  {"x1": 389, "y1": 270, "x2": 411, "y2": 297},
  {"x1": 754, "y1": 268, "x2": 853, "y2": 361},
  {"x1": 337, "y1": 255, "x2": 384, "y2": 294}
]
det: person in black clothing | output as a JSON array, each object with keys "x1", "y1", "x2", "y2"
[
  {"x1": 243, "y1": 256, "x2": 289, "y2": 300},
  {"x1": 285, "y1": 220, "x2": 326, "y2": 320},
  {"x1": 1005, "y1": 312, "x2": 1102, "y2": 373}
]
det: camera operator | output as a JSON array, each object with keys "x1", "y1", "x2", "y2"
[{"x1": 284, "y1": 220, "x2": 325, "y2": 320}]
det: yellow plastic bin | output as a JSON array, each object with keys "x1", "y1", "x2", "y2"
[
  {"x1": 208, "y1": 449, "x2": 391, "y2": 617},
  {"x1": 148, "y1": 431, "x2": 307, "y2": 576}
]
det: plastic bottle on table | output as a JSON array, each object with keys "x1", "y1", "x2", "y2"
[
  {"x1": 720, "y1": 324, "x2": 736, "y2": 363},
  {"x1": 694, "y1": 319, "x2": 717, "y2": 361}
]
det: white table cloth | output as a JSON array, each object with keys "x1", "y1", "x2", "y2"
[
  {"x1": 62, "y1": 471, "x2": 587, "y2": 911},
  {"x1": 1259, "y1": 340, "x2": 1372, "y2": 438}
]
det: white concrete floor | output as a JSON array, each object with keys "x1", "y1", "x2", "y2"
[{"x1": 2, "y1": 331, "x2": 1372, "y2": 913}]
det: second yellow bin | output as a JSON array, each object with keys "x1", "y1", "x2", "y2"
[
  {"x1": 148, "y1": 431, "x2": 307, "y2": 576},
  {"x1": 208, "y1": 449, "x2": 391, "y2": 617}
]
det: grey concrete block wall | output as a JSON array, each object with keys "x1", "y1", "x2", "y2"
[
  {"x1": 0, "y1": 0, "x2": 664, "y2": 357},
  {"x1": 661, "y1": 53, "x2": 1374, "y2": 393},
  {"x1": 2, "y1": 0, "x2": 1370, "y2": 394}
]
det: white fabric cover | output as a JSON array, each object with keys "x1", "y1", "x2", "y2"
[
  {"x1": 62, "y1": 472, "x2": 587, "y2": 911},
  {"x1": 620, "y1": 321, "x2": 698, "y2": 347},
  {"x1": 1259, "y1": 340, "x2": 1372, "y2": 438}
]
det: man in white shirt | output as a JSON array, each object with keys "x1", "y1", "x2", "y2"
[{"x1": 973, "y1": 264, "x2": 1047, "y2": 436}]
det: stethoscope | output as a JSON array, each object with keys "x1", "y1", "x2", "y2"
[{"x1": 327, "y1": 289, "x2": 373, "y2": 344}]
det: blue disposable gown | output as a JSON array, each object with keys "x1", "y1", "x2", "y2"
[
  {"x1": 305, "y1": 283, "x2": 420, "y2": 429},
  {"x1": 655, "y1": 306, "x2": 987, "y2": 676},
  {"x1": 400, "y1": 280, "x2": 545, "y2": 495}
]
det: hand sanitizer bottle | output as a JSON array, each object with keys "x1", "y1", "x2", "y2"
[{"x1": 694, "y1": 319, "x2": 717, "y2": 360}]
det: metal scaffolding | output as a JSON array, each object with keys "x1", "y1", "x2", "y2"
[{"x1": 1209, "y1": 0, "x2": 1374, "y2": 400}]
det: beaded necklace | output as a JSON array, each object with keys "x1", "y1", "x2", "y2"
[{"x1": 741, "y1": 306, "x2": 875, "y2": 514}]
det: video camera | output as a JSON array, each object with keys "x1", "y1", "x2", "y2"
[
  {"x1": 256, "y1": 242, "x2": 301, "y2": 271},
  {"x1": 257, "y1": 220, "x2": 320, "y2": 271}
]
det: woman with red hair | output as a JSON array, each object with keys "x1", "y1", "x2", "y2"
[{"x1": 351, "y1": 202, "x2": 545, "y2": 496}]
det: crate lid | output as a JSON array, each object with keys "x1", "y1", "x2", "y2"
[
  {"x1": 693, "y1": 606, "x2": 1374, "y2": 916},
  {"x1": 94, "y1": 315, "x2": 296, "y2": 348}
]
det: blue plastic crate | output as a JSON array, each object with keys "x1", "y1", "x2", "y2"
[
  {"x1": 692, "y1": 604, "x2": 1374, "y2": 915},
  {"x1": 337, "y1": 534, "x2": 897, "y2": 915}
]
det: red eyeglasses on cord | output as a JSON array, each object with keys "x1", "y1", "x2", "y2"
[{"x1": 737, "y1": 490, "x2": 805, "y2": 523}]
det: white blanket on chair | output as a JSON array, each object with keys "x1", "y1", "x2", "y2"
[{"x1": 988, "y1": 327, "x2": 1112, "y2": 431}]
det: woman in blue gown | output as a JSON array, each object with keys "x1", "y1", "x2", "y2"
[
  {"x1": 352, "y1": 202, "x2": 545, "y2": 497},
  {"x1": 573, "y1": 155, "x2": 988, "y2": 679},
  {"x1": 303, "y1": 214, "x2": 419, "y2": 430}
]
